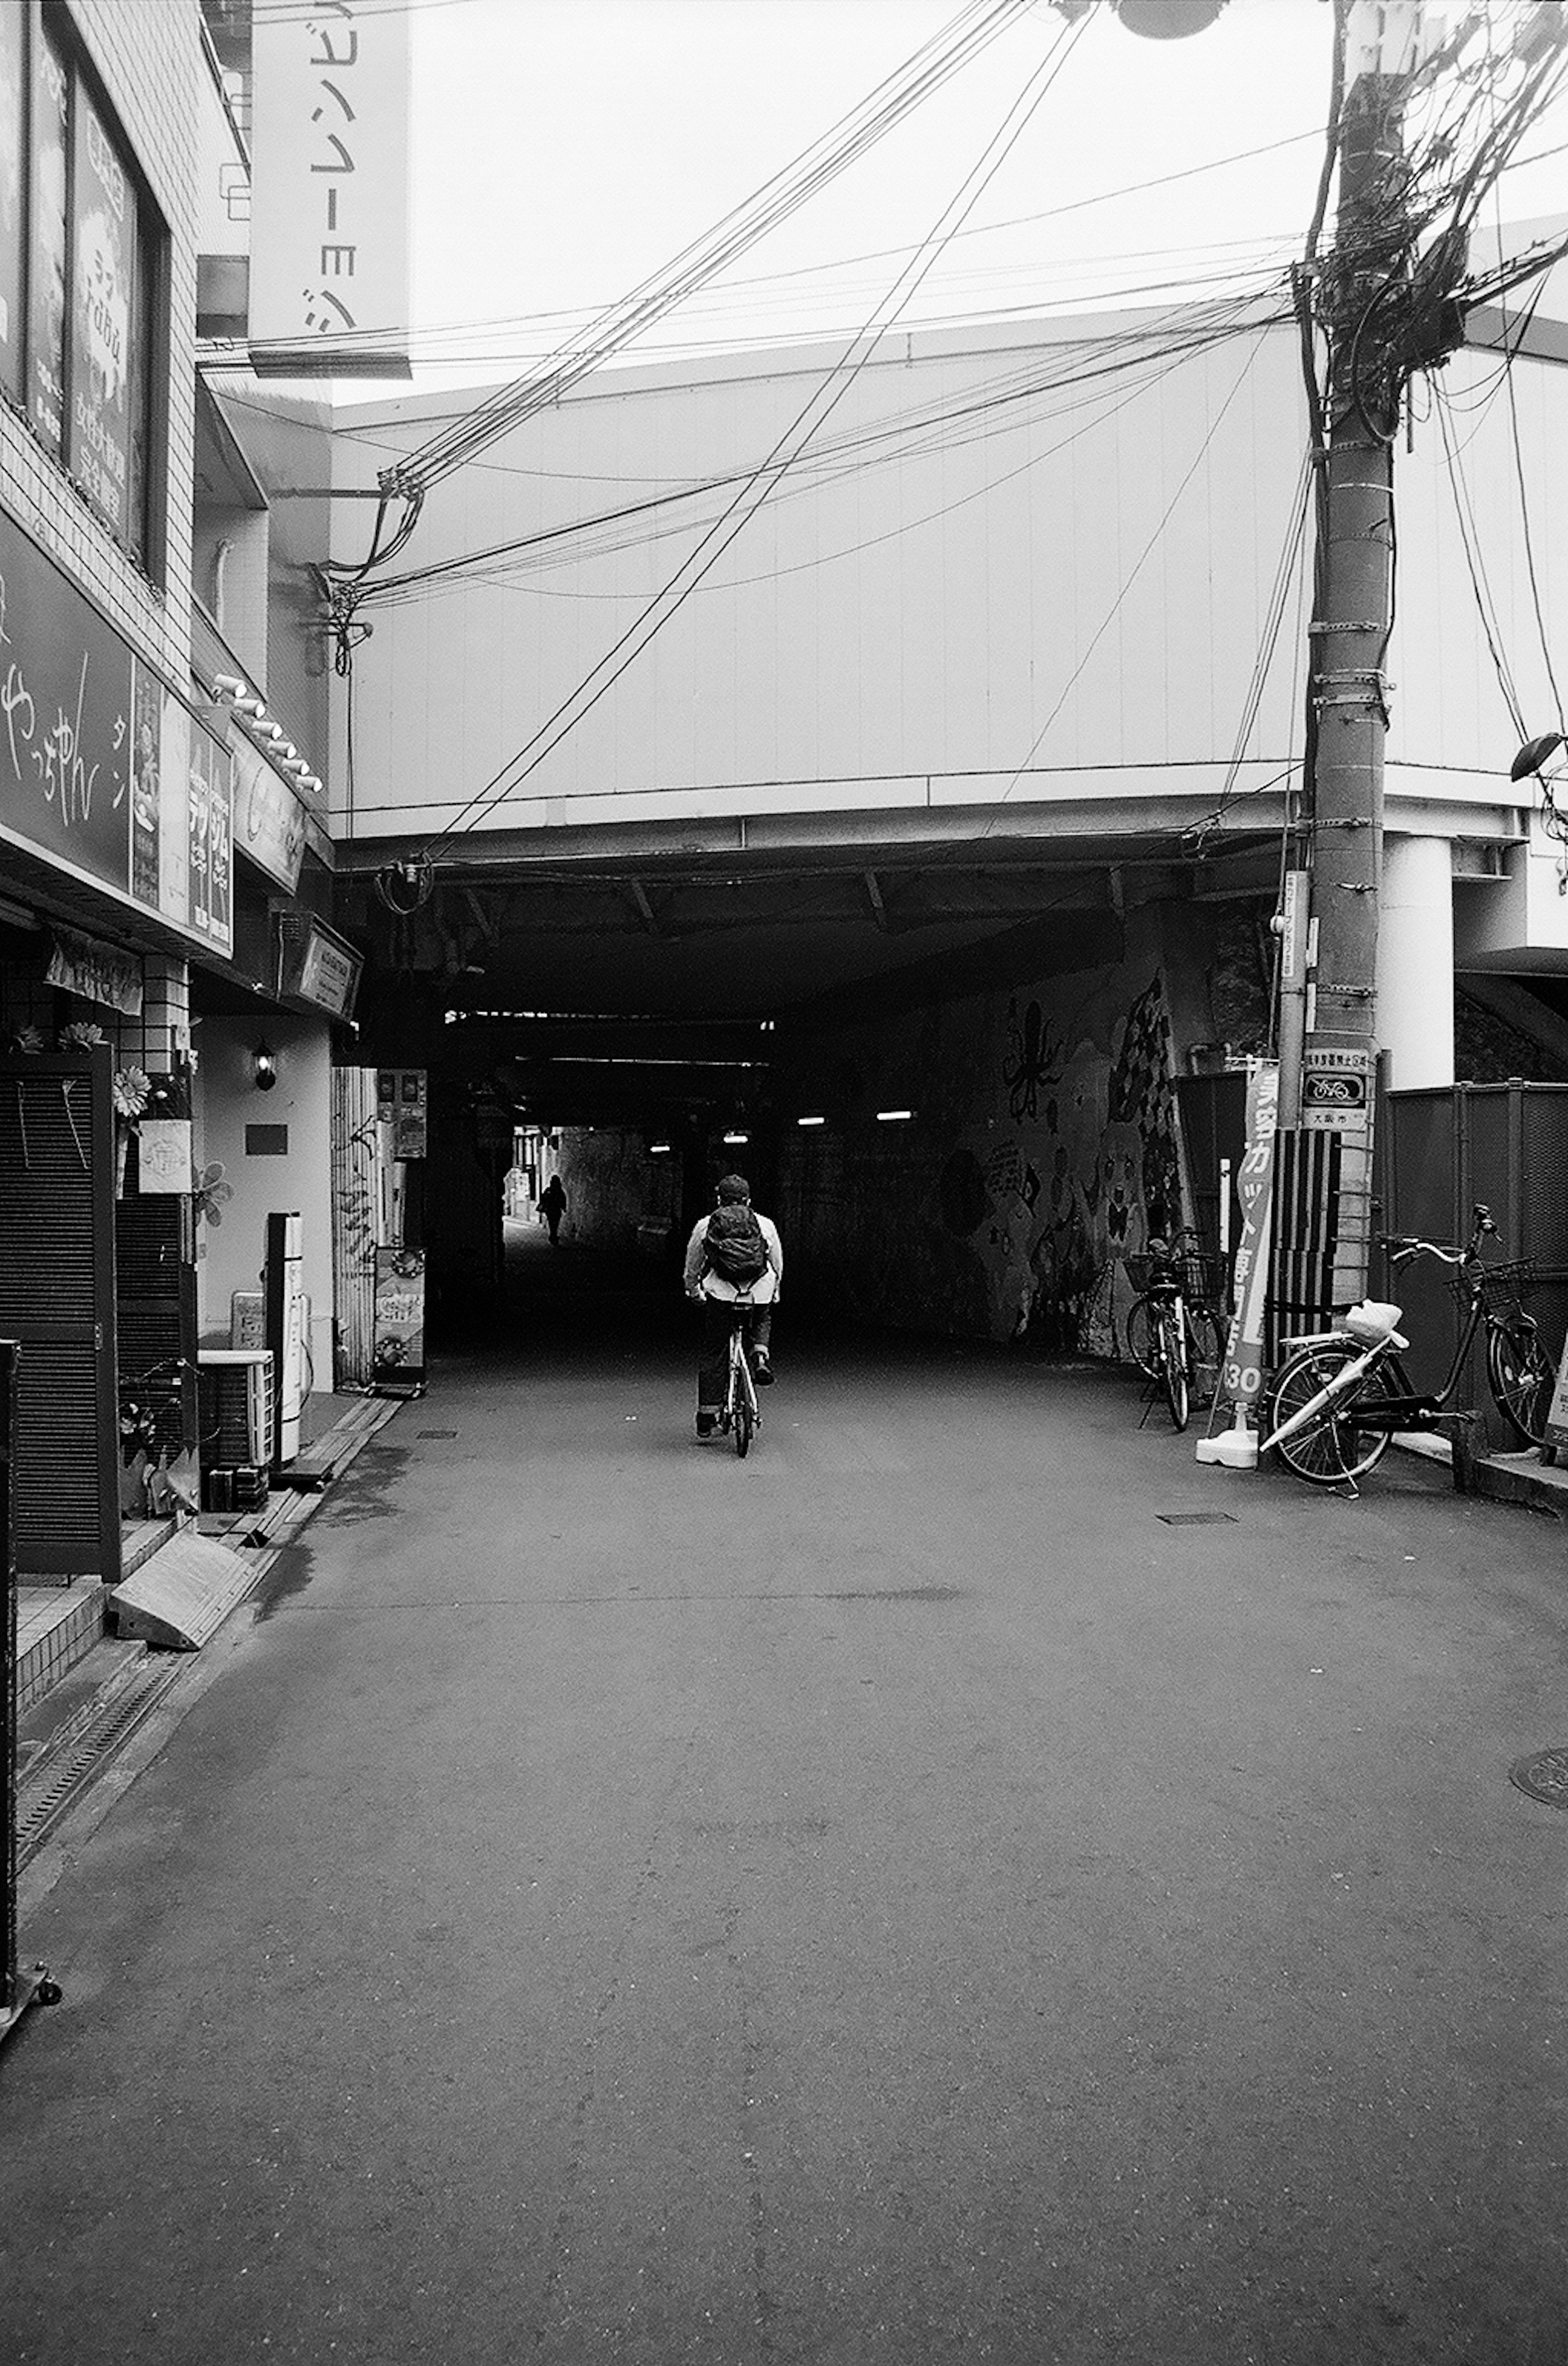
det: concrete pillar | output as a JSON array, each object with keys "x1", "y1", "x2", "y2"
[{"x1": 1376, "y1": 834, "x2": 1453, "y2": 1091}]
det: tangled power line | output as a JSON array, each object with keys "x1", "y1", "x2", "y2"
[{"x1": 360, "y1": 0, "x2": 1568, "y2": 922}]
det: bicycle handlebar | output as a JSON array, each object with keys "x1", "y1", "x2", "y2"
[
  {"x1": 1382, "y1": 1203, "x2": 1501, "y2": 1270},
  {"x1": 1382, "y1": 1235, "x2": 1465, "y2": 1269}
]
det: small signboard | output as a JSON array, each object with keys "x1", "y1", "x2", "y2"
[
  {"x1": 372, "y1": 1246, "x2": 425, "y2": 1389},
  {"x1": 136, "y1": 1118, "x2": 193, "y2": 1195},
  {"x1": 45, "y1": 925, "x2": 143, "y2": 1016},
  {"x1": 376, "y1": 1067, "x2": 427, "y2": 1158},
  {"x1": 1302, "y1": 1047, "x2": 1372, "y2": 1132},
  {"x1": 277, "y1": 913, "x2": 362, "y2": 1019}
]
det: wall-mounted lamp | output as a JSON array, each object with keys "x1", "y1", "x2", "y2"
[{"x1": 252, "y1": 1041, "x2": 278, "y2": 1092}]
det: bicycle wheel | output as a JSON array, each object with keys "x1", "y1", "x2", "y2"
[
  {"x1": 1488, "y1": 1314, "x2": 1557, "y2": 1448},
  {"x1": 1185, "y1": 1305, "x2": 1226, "y2": 1409},
  {"x1": 734, "y1": 1391, "x2": 753, "y2": 1457},
  {"x1": 1156, "y1": 1304, "x2": 1189, "y2": 1432},
  {"x1": 1124, "y1": 1293, "x2": 1157, "y2": 1378},
  {"x1": 1264, "y1": 1341, "x2": 1392, "y2": 1486}
]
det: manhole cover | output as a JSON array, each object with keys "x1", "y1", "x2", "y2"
[
  {"x1": 1157, "y1": 1511, "x2": 1237, "y2": 1526},
  {"x1": 1510, "y1": 1748, "x2": 1568, "y2": 1809},
  {"x1": 417, "y1": 1429, "x2": 458, "y2": 1439}
]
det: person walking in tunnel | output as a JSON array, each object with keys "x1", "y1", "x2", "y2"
[
  {"x1": 539, "y1": 1172, "x2": 567, "y2": 1247},
  {"x1": 684, "y1": 1174, "x2": 782, "y2": 1438}
]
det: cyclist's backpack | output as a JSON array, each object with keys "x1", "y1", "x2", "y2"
[{"x1": 703, "y1": 1204, "x2": 770, "y2": 1285}]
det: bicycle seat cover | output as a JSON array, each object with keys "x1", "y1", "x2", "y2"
[{"x1": 1344, "y1": 1299, "x2": 1404, "y2": 1344}]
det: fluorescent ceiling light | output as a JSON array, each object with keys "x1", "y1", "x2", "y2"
[{"x1": 876, "y1": 1109, "x2": 913, "y2": 1122}]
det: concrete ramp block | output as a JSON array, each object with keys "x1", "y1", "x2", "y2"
[{"x1": 108, "y1": 1531, "x2": 256, "y2": 1650}]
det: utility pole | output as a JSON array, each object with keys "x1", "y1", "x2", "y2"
[{"x1": 1293, "y1": 2, "x2": 1425, "y2": 1306}]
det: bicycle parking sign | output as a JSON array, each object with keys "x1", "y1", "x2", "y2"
[{"x1": 1302, "y1": 1047, "x2": 1371, "y2": 1132}]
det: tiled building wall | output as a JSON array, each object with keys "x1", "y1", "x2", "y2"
[{"x1": 0, "y1": 0, "x2": 201, "y2": 686}]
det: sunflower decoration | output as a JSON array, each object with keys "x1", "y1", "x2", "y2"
[
  {"x1": 59, "y1": 1020, "x2": 107, "y2": 1051},
  {"x1": 6, "y1": 1023, "x2": 44, "y2": 1054},
  {"x1": 113, "y1": 1065, "x2": 153, "y2": 1123},
  {"x1": 193, "y1": 1161, "x2": 233, "y2": 1229}
]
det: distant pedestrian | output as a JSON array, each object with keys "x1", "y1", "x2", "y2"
[{"x1": 539, "y1": 1173, "x2": 567, "y2": 1247}]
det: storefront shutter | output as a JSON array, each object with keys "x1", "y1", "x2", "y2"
[
  {"x1": 0, "y1": 1051, "x2": 120, "y2": 1582},
  {"x1": 115, "y1": 1191, "x2": 197, "y2": 1468}
]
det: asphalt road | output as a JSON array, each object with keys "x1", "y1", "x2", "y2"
[{"x1": 4, "y1": 1229, "x2": 1567, "y2": 2365}]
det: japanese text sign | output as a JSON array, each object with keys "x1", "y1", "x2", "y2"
[{"x1": 249, "y1": 0, "x2": 412, "y2": 378}]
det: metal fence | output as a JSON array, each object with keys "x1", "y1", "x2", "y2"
[{"x1": 1380, "y1": 1082, "x2": 1568, "y2": 1448}]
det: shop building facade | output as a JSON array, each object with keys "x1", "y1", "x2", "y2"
[{"x1": 0, "y1": 1, "x2": 365, "y2": 1612}]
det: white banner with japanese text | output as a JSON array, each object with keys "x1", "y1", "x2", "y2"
[
  {"x1": 1218, "y1": 1059, "x2": 1280, "y2": 1419},
  {"x1": 249, "y1": 0, "x2": 412, "y2": 378}
]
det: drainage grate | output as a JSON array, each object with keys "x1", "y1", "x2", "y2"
[
  {"x1": 1510, "y1": 1748, "x2": 1568, "y2": 1809},
  {"x1": 417, "y1": 1429, "x2": 458, "y2": 1439},
  {"x1": 16, "y1": 1655, "x2": 188, "y2": 1867},
  {"x1": 1157, "y1": 1511, "x2": 1238, "y2": 1526}
]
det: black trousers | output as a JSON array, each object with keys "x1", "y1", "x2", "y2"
[{"x1": 698, "y1": 1298, "x2": 773, "y2": 1408}]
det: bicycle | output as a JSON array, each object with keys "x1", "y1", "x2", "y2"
[
  {"x1": 718, "y1": 1295, "x2": 762, "y2": 1459},
  {"x1": 1261, "y1": 1202, "x2": 1558, "y2": 1488},
  {"x1": 1125, "y1": 1232, "x2": 1227, "y2": 1434}
]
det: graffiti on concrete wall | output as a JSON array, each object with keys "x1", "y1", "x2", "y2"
[{"x1": 797, "y1": 956, "x2": 1189, "y2": 1351}]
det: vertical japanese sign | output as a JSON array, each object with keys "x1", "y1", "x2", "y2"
[
  {"x1": 1218, "y1": 1059, "x2": 1280, "y2": 1418},
  {"x1": 185, "y1": 722, "x2": 234, "y2": 955},
  {"x1": 249, "y1": 0, "x2": 412, "y2": 379},
  {"x1": 70, "y1": 85, "x2": 135, "y2": 542},
  {"x1": 129, "y1": 665, "x2": 162, "y2": 907},
  {"x1": 0, "y1": 0, "x2": 24, "y2": 401},
  {"x1": 157, "y1": 684, "x2": 191, "y2": 930},
  {"x1": 28, "y1": 29, "x2": 67, "y2": 451}
]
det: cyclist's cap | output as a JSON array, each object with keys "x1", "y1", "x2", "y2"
[{"x1": 715, "y1": 1174, "x2": 750, "y2": 1201}]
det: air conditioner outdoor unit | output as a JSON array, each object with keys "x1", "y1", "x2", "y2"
[{"x1": 198, "y1": 1349, "x2": 274, "y2": 1470}]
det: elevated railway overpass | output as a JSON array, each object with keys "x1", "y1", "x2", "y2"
[{"x1": 321, "y1": 299, "x2": 1568, "y2": 1338}]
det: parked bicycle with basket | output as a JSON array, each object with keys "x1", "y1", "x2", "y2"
[
  {"x1": 1124, "y1": 1229, "x2": 1227, "y2": 1434},
  {"x1": 1261, "y1": 1202, "x2": 1557, "y2": 1487}
]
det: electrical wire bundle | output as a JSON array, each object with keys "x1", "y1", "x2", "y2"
[
  {"x1": 347, "y1": 279, "x2": 1294, "y2": 619},
  {"x1": 369, "y1": 0, "x2": 1038, "y2": 510},
  {"x1": 318, "y1": 0, "x2": 1045, "y2": 673}
]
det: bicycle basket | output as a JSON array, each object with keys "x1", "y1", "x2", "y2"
[
  {"x1": 1123, "y1": 1248, "x2": 1221, "y2": 1302},
  {"x1": 1450, "y1": 1256, "x2": 1536, "y2": 1308},
  {"x1": 1178, "y1": 1251, "x2": 1224, "y2": 1306}
]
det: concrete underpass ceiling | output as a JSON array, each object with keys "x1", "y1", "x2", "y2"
[
  {"x1": 435, "y1": 906, "x2": 1044, "y2": 1018},
  {"x1": 339, "y1": 837, "x2": 1280, "y2": 1029}
]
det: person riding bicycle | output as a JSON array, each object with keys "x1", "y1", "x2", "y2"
[{"x1": 683, "y1": 1174, "x2": 783, "y2": 1439}]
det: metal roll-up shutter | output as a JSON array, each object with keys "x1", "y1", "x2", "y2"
[{"x1": 0, "y1": 1050, "x2": 120, "y2": 1582}]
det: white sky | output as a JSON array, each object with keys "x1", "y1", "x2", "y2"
[{"x1": 399, "y1": 0, "x2": 1568, "y2": 385}]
